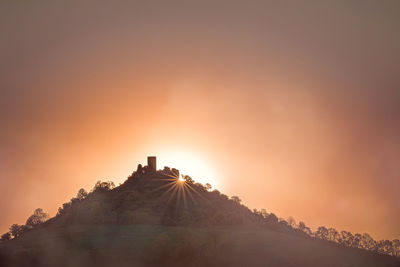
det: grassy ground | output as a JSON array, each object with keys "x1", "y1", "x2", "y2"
[{"x1": 1, "y1": 225, "x2": 399, "y2": 267}]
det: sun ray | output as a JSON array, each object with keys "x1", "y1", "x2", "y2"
[
  {"x1": 182, "y1": 182, "x2": 198, "y2": 207},
  {"x1": 166, "y1": 182, "x2": 180, "y2": 204},
  {"x1": 150, "y1": 180, "x2": 177, "y2": 193},
  {"x1": 184, "y1": 182, "x2": 210, "y2": 204},
  {"x1": 141, "y1": 168, "x2": 211, "y2": 210},
  {"x1": 162, "y1": 183, "x2": 179, "y2": 201},
  {"x1": 180, "y1": 182, "x2": 188, "y2": 209}
]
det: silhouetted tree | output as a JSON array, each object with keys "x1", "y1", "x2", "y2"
[
  {"x1": 352, "y1": 233, "x2": 362, "y2": 248},
  {"x1": 0, "y1": 232, "x2": 11, "y2": 242},
  {"x1": 183, "y1": 175, "x2": 194, "y2": 184},
  {"x1": 393, "y1": 239, "x2": 400, "y2": 257},
  {"x1": 339, "y1": 231, "x2": 354, "y2": 247},
  {"x1": 253, "y1": 209, "x2": 261, "y2": 216},
  {"x1": 205, "y1": 183, "x2": 212, "y2": 191},
  {"x1": 284, "y1": 218, "x2": 400, "y2": 258},
  {"x1": 315, "y1": 226, "x2": 329, "y2": 240},
  {"x1": 230, "y1": 196, "x2": 241, "y2": 204},
  {"x1": 377, "y1": 240, "x2": 394, "y2": 255},
  {"x1": 327, "y1": 228, "x2": 340, "y2": 242},
  {"x1": 194, "y1": 183, "x2": 207, "y2": 191},
  {"x1": 76, "y1": 188, "x2": 88, "y2": 200},
  {"x1": 297, "y1": 221, "x2": 312, "y2": 235},
  {"x1": 220, "y1": 193, "x2": 229, "y2": 200},
  {"x1": 92, "y1": 180, "x2": 115, "y2": 192},
  {"x1": 297, "y1": 221, "x2": 305, "y2": 231},
  {"x1": 260, "y1": 209, "x2": 268, "y2": 218},
  {"x1": 360, "y1": 233, "x2": 377, "y2": 251},
  {"x1": 279, "y1": 219, "x2": 289, "y2": 227},
  {"x1": 26, "y1": 208, "x2": 49, "y2": 228},
  {"x1": 9, "y1": 224, "x2": 27, "y2": 238},
  {"x1": 266, "y1": 213, "x2": 278, "y2": 224},
  {"x1": 287, "y1": 216, "x2": 296, "y2": 228},
  {"x1": 57, "y1": 201, "x2": 72, "y2": 216}
]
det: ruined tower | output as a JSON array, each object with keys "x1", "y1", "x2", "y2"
[{"x1": 147, "y1": 156, "x2": 157, "y2": 171}]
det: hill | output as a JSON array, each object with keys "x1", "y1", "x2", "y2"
[{"x1": 0, "y1": 165, "x2": 399, "y2": 267}]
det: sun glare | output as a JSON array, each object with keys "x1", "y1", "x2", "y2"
[
  {"x1": 156, "y1": 150, "x2": 219, "y2": 189},
  {"x1": 178, "y1": 176, "x2": 185, "y2": 182}
]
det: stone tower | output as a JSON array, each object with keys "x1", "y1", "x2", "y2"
[{"x1": 147, "y1": 156, "x2": 157, "y2": 171}]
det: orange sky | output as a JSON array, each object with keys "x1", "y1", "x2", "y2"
[{"x1": 1, "y1": 1, "x2": 400, "y2": 240}]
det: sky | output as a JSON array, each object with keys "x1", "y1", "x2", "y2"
[{"x1": 1, "y1": 1, "x2": 399, "y2": 240}]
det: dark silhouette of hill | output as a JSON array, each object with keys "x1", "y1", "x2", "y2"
[{"x1": 0, "y1": 166, "x2": 399, "y2": 267}]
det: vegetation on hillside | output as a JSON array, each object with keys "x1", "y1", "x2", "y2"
[{"x1": 1, "y1": 166, "x2": 399, "y2": 263}]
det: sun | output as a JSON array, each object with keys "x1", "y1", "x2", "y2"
[
  {"x1": 178, "y1": 176, "x2": 185, "y2": 182},
  {"x1": 155, "y1": 149, "x2": 219, "y2": 189}
]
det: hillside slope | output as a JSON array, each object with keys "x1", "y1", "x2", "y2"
[
  {"x1": 1, "y1": 225, "x2": 399, "y2": 267},
  {"x1": 0, "y1": 168, "x2": 399, "y2": 267}
]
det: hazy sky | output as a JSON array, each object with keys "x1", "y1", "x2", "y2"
[{"x1": 1, "y1": 1, "x2": 399, "y2": 240}]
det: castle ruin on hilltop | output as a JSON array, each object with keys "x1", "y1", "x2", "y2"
[
  {"x1": 135, "y1": 156, "x2": 180, "y2": 178},
  {"x1": 147, "y1": 156, "x2": 156, "y2": 171}
]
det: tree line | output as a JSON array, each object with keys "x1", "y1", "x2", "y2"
[
  {"x1": 0, "y1": 180, "x2": 115, "y2": 242},
  {"x1": 252, "y1": 208, "x2": 400, "y2": 257},
  {"x1": 0, "y1": 208, "x2": 49, "y2": 241}
]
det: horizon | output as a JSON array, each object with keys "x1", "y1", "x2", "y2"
[{"x1": 1, "y1": 1, "x2": 400, "y2": 242}]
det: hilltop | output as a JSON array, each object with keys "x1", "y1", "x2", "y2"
[{"x1": 0, "y1": 162, "x2": 399, "y2": 267}]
